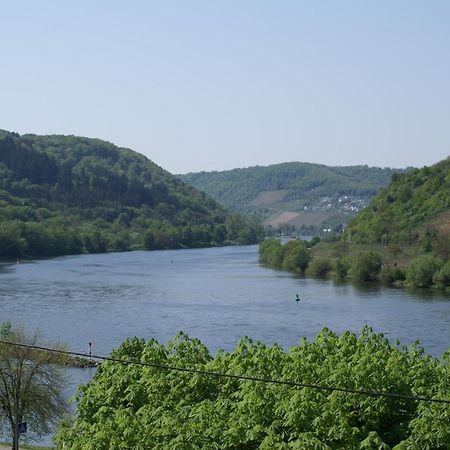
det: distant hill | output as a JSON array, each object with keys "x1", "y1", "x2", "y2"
[
  {"x1": 345, "y1": 157, "x2": 450, "y2": 244},
  {"x1": 0, "y1": 130, "x2": 262, "y2": 258},
  {"x1": 179, "y1": 163, "x2": 402, "y2": 233}
]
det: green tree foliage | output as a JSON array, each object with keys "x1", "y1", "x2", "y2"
[
  {"x1": 56, "y1": 328, "x2": 450, "y2": 449},
  {"x1": 307, "y1": 236, "x2": 321, "y2": 248},
  {"x1": 379, "y1": 266, "x2": 406, "y2": 286},
  {"x1": 0, "y1": 130, "x2": 263, "y2": 259},
  {"x1": 259, "y1": 239, "x2": 310, "y2": 273},
  {"x1": 348, "y1": 251, "x2": 382, "y2": 282},
  {"x1": 433, "y1": 261, "x2": 450, "y2": 289},
  {"x1": 225, "y1": 214, "x2": 263, "y2": 245},
  {"x1": 346, "y1": 157, "x2": 450, "y2": 244},
  {"x1": 281, "y1": 240, "x2": 310, "y2": 273},
  {"x1": 179, "y1": 163, "x2": 400, "y2": 217},
  {"x1": 306, "y1": 256, "x2": 333, "y2": 278},
  {"x1": 0, "y1": 321, "x2": 12, "y2": 339},
  {"x1": 406, "y1": 255, "x2": 443, "y2": 288},
  {"x1": 333, "y1": 256, "x2": 351, "y2": 280},
  {"x1": 259, "y1": 239, "x2": 283, "y2": 267}
]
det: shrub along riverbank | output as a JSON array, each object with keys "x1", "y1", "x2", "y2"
[{"x1": 259, "y1": 238, "x2": 450, "y2": 291}]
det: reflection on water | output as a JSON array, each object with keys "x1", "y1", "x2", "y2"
[
  {"x1": 347, "y1": 280, "x2": 384, "y2": 294},
  {"x1": 0, "y1": 245, "x2": 449, "y2": 444},
  {"x1": 405, "y1": 286, "x2": 450, "y2": 301}
]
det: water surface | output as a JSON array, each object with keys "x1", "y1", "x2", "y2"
[{"x1": 1, "y1": 245, "x2": 448, "y2": 357}]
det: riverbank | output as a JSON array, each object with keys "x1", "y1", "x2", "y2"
[
  {"x1": 59, "y1": 352, "x2": 98, "y2": 368},
  {"x1": 312, "y1": 240, "x2": 450, "y2": 291},
  {"x1": 260, "y1": 238, "x2": 450, "y2": 292}
]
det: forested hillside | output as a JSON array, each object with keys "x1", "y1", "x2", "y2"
[
  {"x1": 345, "y1": 157, "x2": 450, "y2": 244},
  {"x1": 0, "y1": 130, "x2": 262, "y2": 258},
  {"x1": 179, "y1": 163, "x2": 401, "y2": 233}
]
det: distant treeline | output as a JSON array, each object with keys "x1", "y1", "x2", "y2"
[
  {"x1": 179, "y1": 162, "x2": 401, "y2": 213},
  {"x1": 0, "y1": 131, "x2": 263, "y2": 259}
]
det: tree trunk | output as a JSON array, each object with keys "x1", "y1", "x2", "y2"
[{"x1": 12, "y1": 425, "x2": 18, "y2": 450}]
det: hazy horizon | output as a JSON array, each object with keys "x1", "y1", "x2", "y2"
[{"x1": 1, "y1": 1, "x2": 449, "y2": 173}]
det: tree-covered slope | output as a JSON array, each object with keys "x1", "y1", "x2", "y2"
[
  {"x1": 345, "y1": 157, "x2": 450, "y2": 244},
  {"x1": 179, "y1": 163, "x2": 401, "y2": 232},
  {"x1": 0, "y1": 130, "x2": 262, "y2": 258}
]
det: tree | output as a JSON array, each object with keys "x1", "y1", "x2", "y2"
[
  {"x1": 56, "y1": 328, "x2": 450, "y2": 449},
  {"x1": 259, "y1": 238, "x2": 283, "y2": 267},
  {"x1": 333, "y1": 256, "x2": 350, "y2": 280},
  {"x1": 259, "y1": 239, "x2": 311, "y2": 273},
  {"x1": 433, "y1": 261, "x2": 450, "y2": 289},
  {"x1": 348, "y1": 251, "x2": 382, "y2": 282},
  {"x1": 143, "y1": 230, "x2": 156, "y2": 249},
  {"x1": 0, "y1": 324, "x2": 68, "y2": 450},
  {"x1": 406, "y1": 255, "x2": 443, "y2": 288},
  {"x1": 282, "y1": 240, "x2": 310, "y2": 273},
  {"x1": 306, "y1": 256, "x2": 333, "y2": 277}
]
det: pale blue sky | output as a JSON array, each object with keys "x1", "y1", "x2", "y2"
[{"x1": 1, "y1": 1, "x2": 449, "y2": 173}]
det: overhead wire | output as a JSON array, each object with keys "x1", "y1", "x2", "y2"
[{"x1": 0, "y1": 339, "x2": 449, "y2": 405}]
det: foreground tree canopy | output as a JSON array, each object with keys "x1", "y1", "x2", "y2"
[{"x1": 56, "y1": 328, "x2": 449, "y2": 450}]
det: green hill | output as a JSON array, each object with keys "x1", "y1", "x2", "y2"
[
  {"x1": 0, "y1": 130, "x2": 262, "y2": 259},
  {"x1": 345, "y1": 157, "x2": 450, "y2": 245},
  {"x1": 179, "y1": 163, "x2": 401, "y2": 233}
]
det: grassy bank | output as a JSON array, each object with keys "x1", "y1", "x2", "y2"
[
  {"x1": 310, "y1": 241, "x2": 422, "y2": 269},
  {"x1": 0, "y1": 443, "x2": 52, "y2": 450}
]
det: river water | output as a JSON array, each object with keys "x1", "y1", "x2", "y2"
[
  {"x1": 1, "y1": 245, "x2": 449, "y2": 356},
  {"x1": 0, "y1": 245, "x2": 449, "y2": 444}
]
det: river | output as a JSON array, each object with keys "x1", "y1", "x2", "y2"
[
  {"x1": 0, "y1": 245, "x2": 449, "y2": 445},
  {"x1": 1, "y1": 245, "x2": 449, "y2": 356}
]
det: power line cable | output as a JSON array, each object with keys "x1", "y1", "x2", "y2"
[{"x1": 0, "y1": 339, "x2": 449, "y2": 405}]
